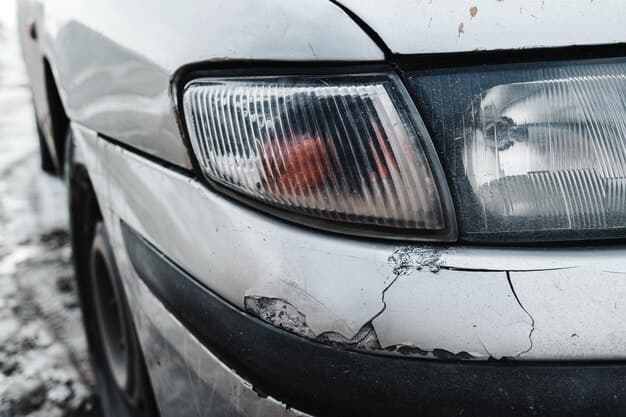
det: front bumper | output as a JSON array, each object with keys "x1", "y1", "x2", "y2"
[
  {"x1": 71, "y1": 123, "x2": 626, "y2": 416},
  {"x1": 122, "y1": 219, "x2": 626, "y2": 417}
]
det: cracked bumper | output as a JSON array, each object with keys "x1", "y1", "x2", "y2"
[
  {"x1": 72, "y1": 123, "x2": 626, "y2": 361},
  {"x1": 120, "y1": 219, "x2": 626, "y2": 417}
]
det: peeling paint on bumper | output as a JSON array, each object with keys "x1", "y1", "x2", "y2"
[{"x1": 71, "y1": 123, "x2": 626, "y2": 362}]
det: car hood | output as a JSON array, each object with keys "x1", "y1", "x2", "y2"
[{"x1": 337, "y1": 0, "x2": 626, "y2": 54}]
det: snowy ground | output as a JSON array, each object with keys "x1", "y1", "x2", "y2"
[{"x1": 0, "y1": 3, "x2": 100, "y2": 416}]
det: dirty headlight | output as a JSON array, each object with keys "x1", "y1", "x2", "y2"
[
  {"x1": 183, "y1": 74, "x2": 455, "y2": 240},
  {"x1": 409, "y1": 59, "x2": 626, "y2": 242}
]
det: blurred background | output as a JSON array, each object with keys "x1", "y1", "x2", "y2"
[{"x1": 0, "y1": 2, "x2": 99, "y2": 416}]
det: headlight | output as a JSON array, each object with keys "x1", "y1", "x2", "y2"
[
  {"x1": 409, "y1": 58, "x2": 626, "y2": 242},
  {"x1": 183, "y1": 74, "x2": 456, "y2": 240}
]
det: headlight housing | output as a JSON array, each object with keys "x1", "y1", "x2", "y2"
[
  {"x1": 409, "y1": 58, "x2": 626, "y2": 242},
  {"x1": 183, "y1": 73, "x2": 456, "y2": 241}
]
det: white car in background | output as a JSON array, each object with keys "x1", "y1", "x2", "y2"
[{"x1": 16, "y1": 0, "x2": 626, "y2": 416}]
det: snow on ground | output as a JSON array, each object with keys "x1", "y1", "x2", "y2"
[{"x1": 0, "y1": 3, "x2": 100, "y2": 416}]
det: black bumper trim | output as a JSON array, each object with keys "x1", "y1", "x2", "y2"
[{"x1": 122, "y1": 221, "x2": 626, "y2": 417}]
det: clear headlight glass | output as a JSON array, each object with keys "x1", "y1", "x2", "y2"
[
  {"x1": 183, "y1": 74, "x2": 455, "y2": 240},
  {"x1": 409, "y1": 58, "x2": 626, "y2": 242}
]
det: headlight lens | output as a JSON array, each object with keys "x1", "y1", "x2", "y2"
[
  {"x1": 183, "y1": 74, "x2": 455, "y2": 240},
  {"x1": 409, "y1": 58, "x2": 626, "y2": 242}
]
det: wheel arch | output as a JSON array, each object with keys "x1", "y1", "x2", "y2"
[{"x1": 41, "y1": 56, "x2": 70, "y2": 175}]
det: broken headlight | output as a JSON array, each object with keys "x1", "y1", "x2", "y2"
[
  {"x1": 409, "y1": 58, "x2": 626, "y2": 242},
  {"x1": 182, "y1": 74, "x2": 456, "y2": 241}
]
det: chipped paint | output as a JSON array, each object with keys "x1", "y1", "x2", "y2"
[
  {"x1": 244, "y1": 246, "x2": 538, "y2": 361},
  {"x1": 235, "y1": 243, "x2": 626, "y2": 361},
  {"x1": 385, "y1": 345, "x2": 475, "y2": 360},
  {"x1": 130, "y1": 268, "x2": 312, "y2": 417},
  {"x1": 387, "y1": 246, "x2": 443, "y2": 275},
  {"x1": 242, "y1": 279, "x2": 375, "y2": 340},
  {"x1": 337, "y1": 0, "x2": 626, "y2": 54},
  {"x1": 317, "y1": 323, "x2": 381, "y2": 350},
  {"x1": 239, "y1": 246, "x2": 539, "y2": 360},
  {"x1": 244, "y1": 296, "x2": 317, "y2": 338},
  {"x1": 244, "y1": 295, "x2": 382, "y2": 350}
]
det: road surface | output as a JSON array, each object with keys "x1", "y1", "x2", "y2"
[{"x1": 0, "y1": 3, "x2": 100, "y2": 416}]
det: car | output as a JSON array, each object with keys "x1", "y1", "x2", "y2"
[{"x1": 15, "y1": 0, "x2": 626, "y2": 416}]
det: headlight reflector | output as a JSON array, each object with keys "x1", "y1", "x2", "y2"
[
  {"x1": 183, "y1": 74, "x2": 455, "y2": 240},
  {"x1": 409, "y1": 59, "x2": 626, "y2": 241}
]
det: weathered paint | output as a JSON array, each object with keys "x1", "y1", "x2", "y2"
[
  {"x1": 120, "y1": 241, "x2": 311, "y2": 417},
  {"x1": 71, "y1": 122, "x2": 626, "y2": 364},
  {"x1": 336, "y1": 0, "x2": 626, "y2": 54}
]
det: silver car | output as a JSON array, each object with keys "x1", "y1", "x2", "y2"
[{"x1": 16, "y1": 0, "x2": 626, "y2": 416}]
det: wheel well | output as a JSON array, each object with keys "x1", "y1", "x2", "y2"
[
  {"x1": 69, "y1": 164, "x2": 102, "y2": 287},
  {"x1": 67, "y1": 164, "x2": 160, "y2": 415},
  {"x1": 43, "y1": 58, "x2": 70, "y2": 174}
]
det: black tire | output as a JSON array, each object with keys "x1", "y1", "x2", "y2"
[{"x1": 82, "y1": 222, "x2": 159, "y2": 417}]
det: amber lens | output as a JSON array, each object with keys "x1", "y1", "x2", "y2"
[{"x1": 183, "y1": 74, "x2": 454, "y2": 238}]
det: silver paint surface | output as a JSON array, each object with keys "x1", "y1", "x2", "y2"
[
  {"x1": 71, "y1": 123, "x2": 626, "y2": 362},
  {"x1": 15, "y1": 0, "x2": 626, "y2": 414},
  {"x1": 105, "y1": 214, "x2": 310, "y2": 417},
  {"x1": 336, "y1": 0, "x2": 626, "y2": 54},
  {"x1": 17, "y1": 0, "x2": 384, "y2": 168}
]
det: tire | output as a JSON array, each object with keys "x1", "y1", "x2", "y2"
[{"x1": 82, "y1": 222, "x2": 159, "y2": 417}]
